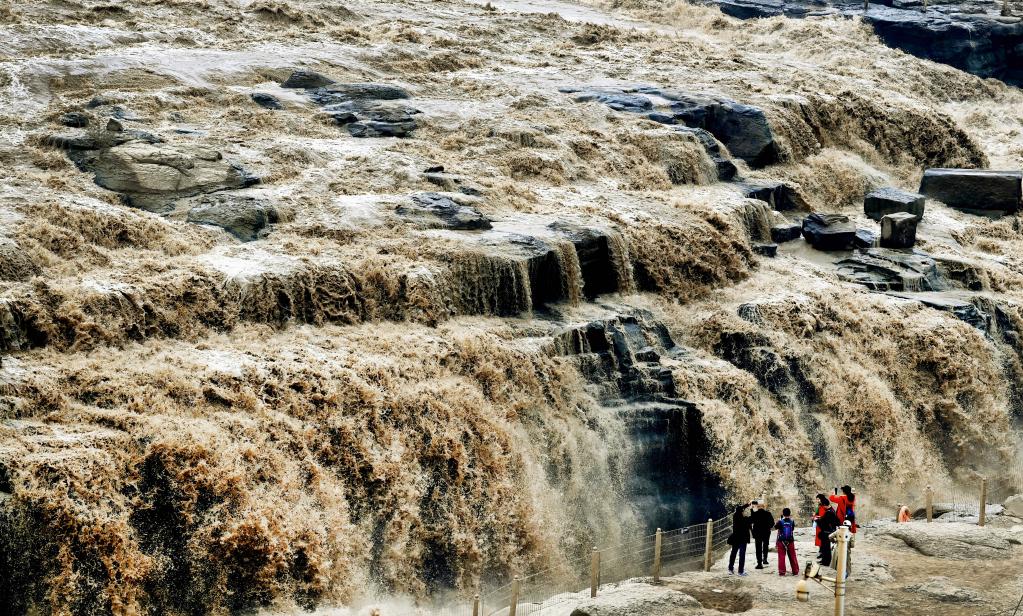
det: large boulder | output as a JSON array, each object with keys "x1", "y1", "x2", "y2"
[
  {"x1": 568, "y1": 581, "x2": 702, "y2": 616},
  {"x1": 880, "y1": 212, "x2": 918, "y2": 249},
  {"x1": 919, "y1": 168, "x2": 1023, "y2": 215},
  {"x1": 739, "y1": 180, "x2": 805, "y2": 211},
  {"x1": 72, "y1": 141, "x2": 258, "y2": 212},
  {"x1": 864, "y1": 187, "x2": 925, "y2": 221},
  {"x1": 801, "y1": 213, "x2": 856, "y2": 250},
  {"x1": 186, "y1": 194, "x2": 280, "y2": 241},
  {"x1": 1005, "y1": 494, "x2": 1023, "y2": 518},
  {"x1": 771, "y1": 222, "x2": 802, "y2": 243}
]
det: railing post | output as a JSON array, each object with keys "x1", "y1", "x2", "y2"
[
  {"x1": 979, "y1": 478, "x2": 988, "y2": 527},
  {"x1": 509, "y1": 577, "x2": 519, "y2": 616},
  {"x1": 652, "y1": 528, "x2": 663, "y2": 582},
  {"x1": 590, "y1": 547, "x2": 599, "y2": 598},
  {"x1": 472, "y1": 594, "x2": 479, "y2": 616},
  {"x1": 703, "y1": 518, "x2": 714, "y2": 572},
  {"x1": 925, "y1": 485, "x2": 933, "y2": 523},
  {"x1": 833, "y1": 527, "x2": 849, "y2": 616}
]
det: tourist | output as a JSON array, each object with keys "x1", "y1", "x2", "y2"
[
  {"x1": 774, "y1": 508, "x2": 799, "y2": 576},
  {"x1": 898, "y1": 504, "x2": 911, "y2": 523},
  {"x1": 814, "y1": 493, "x2": 840, "y2": 567},
  {"x1": 830, "y1": 485, "x2": 858, "y2": 533},
  {"x1": 727, "y1": 503, "x2": 752, "y2": 576},
  {"x1": 750, "y1": 500, "x2": 775, "y2": 570}
]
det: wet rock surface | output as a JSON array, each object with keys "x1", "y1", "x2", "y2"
[
  {"x1": 564, "y1": 86, "x2": 780, "y2": 167},
  {"x1": 250, "y1": 92, "x2": 283, "y2": 110},
  {"x1": 771, "y1": 221, "x2": 802, "y2": 243},
  {"x1": 802, "y1": 212, "x2": 856, "y2": 250},
  {"x1": 705, "y1": 0, "x2": 1023, "y2": 86},
  {"x1": 280, "y1": 69, "x2": 335, "y2": 89},
  {"x1": 67, "y1": 139, "x2": 258, "y2": 212},
  {"x1": 304, "y1": 83, "x2": 419, "y2": 138},
  {"x1": 837, "y1": 248, "x2": 944, "y2": 291},
  {"x1": 185, "y1": 193, "x2": 280, "y2": 241},
  {"x1": 865, "y1": 186, "x2": 925, "y2": 221},
  {"x1": 919, "y1": 168, "x2": 1023, "y2": 215},
  {"x1": 397, "y1": 193, "x2": 492, "y2": 230},
  {"x1": 880, "y1": 212, "x2": 918, "y2": 248}
]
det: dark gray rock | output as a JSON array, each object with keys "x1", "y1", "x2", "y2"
[
  {"x1": 424, "y1": 171, "x2": 483, "y2": 196},
  {"x1": 45, "y1": 131, "x2": 99, "y2": 151},
  {"x1": 837, "y1": 248, "x2": 945, "y2": 292},
  {"x1": 864, "y1": 187, "x2": 925, "y2": 221},
  {"x1": 706, "y1": 0, "x2": 1023, "y2": 87},
  {"x1": 251, "y1": 93, "x2": 283, "y2": 110},
  {"x1": 880, "y1": 212, "x2": 918, "y2": 248},
  {"x1": 919, "y1": 168, "x2": 1023, "y2": 215},
  {"x1": 550, "y1": 222, "x2": 625, "y2": 298},
  {"x1": 770, "y1": 222, "x2": 802, "y2": 243},
  {"x1": 280, "y1": 69, "x2": 335, "y2": 89},
  {"x1": 567, "y1": 89, "x2": 654, "y2": 113},
  {"x1": 739, "y1": 180, "x2": 804, "y2": 210},
  {"x1": 186, "y1": 194, "x2": 279, "y2": 241},
  {"x1": 676, "y1": 126, "x2": 737, "y2": 181},
  {"x1": 801, "y1": 213, "x2": 856, "y2": 250},
  {"x1": 309, "y1": 88, "x2": 420, "y2": 138},
  {"x1": 397, "y1": 193, "x2": 492, "y2": 230},
  {"x1": 753, "y1": 242, "x2": 778, "y2": 257},
  {"x1": 59, "y1": 112, "x2": 90, "y2": 128},
  {"x1": 854, "y1": 228, "x2": 876, "y2": 249},
  {"x1": 640, "y1": 89, "x2": 780, "y2": 167},
  {"x1": 347, "y1": 120, "x2": 417, "y2": 138},
  {"x1": 888, "y1": 292, "x2": 989, "y2": 330},
  {"x1": 309, "y1": 83, "x2": 411, "y2": 105}
]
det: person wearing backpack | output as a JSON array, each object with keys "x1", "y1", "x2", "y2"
[
  {"x1": 750, "y1": 500, "x2": 775, "y2": 570},
  {"x1": 830, "y1": 485, "x2": 858, "y2": 533},
  {"x1": 774, "y1": 508, "x2": 799, "y2": 576},
  {"x1": 814, "y1": 494, "x2": 840, "y2": 567}
]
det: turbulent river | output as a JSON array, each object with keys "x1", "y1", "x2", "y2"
[{"x1": 0, "y1": 0, "x2": 1022, "y2": 613}]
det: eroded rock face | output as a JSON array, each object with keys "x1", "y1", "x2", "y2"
[
  {"x1": 397, "y1": 193, "x2": 492, "y2": 230},
  {"x1": 919, "y1": 168, "x2": 1023, "y2": 216},
  {"x1": 72, "y1": 140, "x2": 258, "y2": 212},
  {"x1": 305, "y1": 83, "x2": 420, "y2": 138},
  {"x1": 705, "y1": 0, "x2": 1023, "y2": 87},
  {"x1": 186, "y1": 194, "x2": 280, "y2": 241},
  {"x1": 563, "y1": 85, "x2": 781, "y2": 167},
  {"x1": 837, "y1": 248, "x2": 944, "y2": 291}
]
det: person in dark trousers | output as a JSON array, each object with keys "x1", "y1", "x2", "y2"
[
  {"x1": 813, "y1": 493, "x2": 840, "y2": 567},
  {"x1": 750, "y1": 500, "x2": 775, "y2": 570},
  {"x1": 774, "y1": 508, "x2": 799, "y2": 576},
  {"x1": 830, "y1": 485, "x2": 858, "y2": 534},
  {"x1": 727, "y1": 503, "x2": 752, "y2": 576}
]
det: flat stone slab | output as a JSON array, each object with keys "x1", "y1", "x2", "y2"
[
  {"x1": 865, "y1": 187, "x2": 925, "y2": 221},
  {"x1": 919, "y1": 168, "x2": 1023, "y2": 215},
  {"x1": 837, "y1": 248, "x2": 945, "y2": 292},
  {"x1": 802, "y1": 212, "x2": 855, "y2": 250}
]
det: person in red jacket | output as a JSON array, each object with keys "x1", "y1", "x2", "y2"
[
  {"x1": 830, "y1": 485, "x2": 858, "y2": 533},
  {"x1": 813, "y1": 493, "x2": 829, "y2": 548}
]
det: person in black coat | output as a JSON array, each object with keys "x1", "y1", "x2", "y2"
[
  {"x1": 814, "y1": 493, "x2": 840, "y2": 567},
  {"x1": 750, "y1": 501, "x2": 775, "y2": 569},
  {"x1": 727, "y1": 503, "x2": 752, "y2": 576}
]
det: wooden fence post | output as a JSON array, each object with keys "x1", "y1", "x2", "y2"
[
  {"x1": 590, "y1": 547, "x2": 599, "y2": 598},
  {"x1": 652, "y1": 528, "x2": 663, "y2": 582},
  {"x1": 703, "y1": 518, "x2": 715, "y2": 572},
  {"x1": 472, "y1": 594, "x2": 479, "y2": 616},
  {"x1": 925, "y1": 485, "x2": 933, "y2": 523},
  {"x1": 979, "y1": 478, "x2": 988, "y2": 527},
  {"x1": 509, "y1": 577, "x2": 519, "y2": 616}
]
